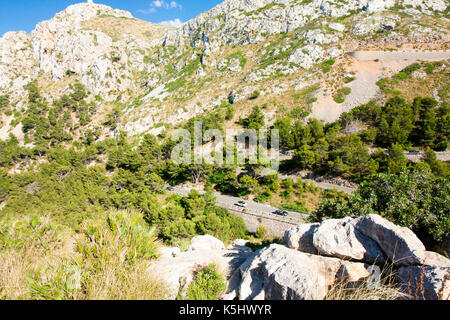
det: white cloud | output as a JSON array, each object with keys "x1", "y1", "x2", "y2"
[
  {"x1": 152, "y1": 0, "x2": 164, "y2": 7},
  {"x1": 139, "y1": 1, "x2": 183, "y2": 14},
  {"x1": 159, "y1": 18, "x2": 183, "y2": 27}
]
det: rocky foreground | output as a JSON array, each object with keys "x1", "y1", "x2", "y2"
[{"x1": 150, "y1": 214, "x2": 449, "y2": 300}]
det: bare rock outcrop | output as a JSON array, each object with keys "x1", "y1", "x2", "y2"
[
  {"x1": 165, "y1": 0, "x2": 405, "y2": 48},
  {"x1": 283, "y1": 223, "x2": 319, "y2": 254},
  {"x1": 148, "y1": 236, "x2": 253, "y2": 299},
  {"x1": 0, "y1": 31, "x2": 36, "y2": 98},
  {"x1": 150, "y1": 214, "x2": 449, "y2": 300},
  {"x1": 188, "y1": 234, "x2": 226, "y2": 252},
  {"x1": 225, "y1": 244, "x2": 373, "y2": 300},
  {"x1": 282, "y1": 214, "x2": 450, "y2": 300},
  {"x1": 397, "y1": 265, "x2": 450, "y2": 300},
  {"x1": 313, "y1": 217, "x2": 387, "y2": 264},
  {"x1": 352, "y1": 214, "x2": 426, "y2": 266}
]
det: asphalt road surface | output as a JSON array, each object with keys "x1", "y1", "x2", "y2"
[{"x1": 168, "y1": 186, "x2": 307, "y2": 225}]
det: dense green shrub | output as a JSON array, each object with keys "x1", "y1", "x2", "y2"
[
  {"x1": 186, "y1": 264, "x2": 226, "y2": 300},
  {"x1": 310, "y1": 169, "x2": 449, "y2": 248},
  {"x1": 238, "y1": 106, "x2": 265, "y2": 130},
  {"x1": 20, "y1": 81, "x2": 96, "y2": 146},
  {"x1": 255, "y1": 225, "x2": 268, "y2": 239},
  {"x1": 276, "y1": 96, "x2": 448, "y2": 182},
  {"x1": 144, "y1": 190, "x2": 248, "y2": 244}
]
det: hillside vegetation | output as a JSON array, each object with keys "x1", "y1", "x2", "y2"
[{"x1": 0, "y1": 0, "x2": 449, "y2": 300}]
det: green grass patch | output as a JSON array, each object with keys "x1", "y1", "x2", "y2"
[
  {"x1": 185, "y1": 265, "x2": 226, "y2": 300},
  {"x1": 321, "y1": 59, "x2": 336, "y2": 73}
]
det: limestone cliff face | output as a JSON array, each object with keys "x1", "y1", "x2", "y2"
[
  {"x1": 163, "y1": 0, "x2": 423, "y2": 49},
  {"x1": 0, "y1": 31, "x2": 36, "y2": 97},
  {"x1": 31, "y1": 4, "x2": 127, "y2": 80},
  {"x1": 30, "y1": 3, "x2": 163, "y2": 97},
  {"x1": 1, "y1": 3, "x2": 169, "y2": 100}
]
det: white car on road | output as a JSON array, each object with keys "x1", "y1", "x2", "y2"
[{"x1": 235, "y1": 201, "x2": 248, "y2": 208}]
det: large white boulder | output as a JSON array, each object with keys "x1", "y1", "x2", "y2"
[
  {"x1": 352, "y1": 214, "x2": 426, "y2": 266},
  {"x1": 227, "y1": 244, "x2": 373, "y2": 300},
  {"x1": 313, "y1": 217, "x2": 387, "y2": 264},
  {"x1": 148, "y1": 248, "x2": 223, "y2": 299},
  {"x1": 187, "y1": 235, "x2": 226, "y2": 252},
  {"x1": 0, "y1": 31, "x2": 35, "y2": 96}
]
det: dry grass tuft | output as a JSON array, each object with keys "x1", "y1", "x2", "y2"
[
  {"x1": 326, "y1": 265, "x2": 409, "y2": 301},
  {"x1": 0, "y1": 210, "x2": 166, "y2": 300}
]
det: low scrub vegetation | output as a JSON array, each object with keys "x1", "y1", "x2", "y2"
[
  {"x1": 274, "y1": 96, "x2": 449, "y2": 182},
  {"x1": 185, "y1": 264, "x2": 227, "y2": 300},
  {"x1": 0, "y1": 210, "x2": 166, "y2": 300},
  {"x1": 310, "y1": 168, "x2": 449, "y2": 251}
]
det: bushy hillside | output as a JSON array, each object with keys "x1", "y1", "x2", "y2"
[{"x1": 0, "y1": 0, "x2": 449, "y2": 301}]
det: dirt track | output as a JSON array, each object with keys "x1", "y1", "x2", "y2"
[{"x1": 310, "y1": 50, "x2": 450, "y2": 123}]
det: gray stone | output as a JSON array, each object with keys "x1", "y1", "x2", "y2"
[
  {"x1": 229, "y1": 244, "x2": 373, "y2": 300},
  {"x1": 403, "y1": 0, "x2": 447, "y2": 12},
  {"x1": 397, "y1": 265, "x2": 450, "y2": 300},
  {"x1": 313, "y1": 217, "x2": 387, "y2": 264},
  {"x1": 303, "y1": 29, "x2": 338, "y2": 45},
  {"x1": 352, "y1": 214, "x2": 426, "y2": 266},
  {"x1": 158, "y1": 246, "x2": 181, "y2": 258},
  {"x1": 328, "y1": 22, "x2": 345, "y2": 32},
  {"x1": 187, "y1": 235, "x2": 225, "y2": 252},
  {"x1": 284, "y1": 223, "x2": 320, "y2": 254},
  {"x1": 414, "y1": 251, "x2": 450, "y2": 268}
]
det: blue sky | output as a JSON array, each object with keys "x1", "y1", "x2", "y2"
[{"x1": 0, "y1": 0, "x2": 223, "y2": 37}]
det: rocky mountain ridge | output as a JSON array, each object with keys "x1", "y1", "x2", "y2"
[
  {"x1": 0, "y1": 2, "x2": 171, "y2": 102},
  {"x1": 0, "y1": 0, "x2": 449, "y2": 141},
  {"x1": 165, "y1": 0, "x2": 447, "y2": 48}
]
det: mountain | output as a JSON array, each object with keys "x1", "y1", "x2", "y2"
[
  {"x1": 0, "y1": 1, "x2": 448, "y2": 301},
  {"x1": 1, "y1": 3, "x2": 170, "y2": 99},
  {"x1": 0, "y1": 0, "x2": 448, "y2": 143}
]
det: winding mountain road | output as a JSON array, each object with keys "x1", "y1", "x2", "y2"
[{"x1": 168, "y1": 186, "x2": 308, "y2": 227}]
